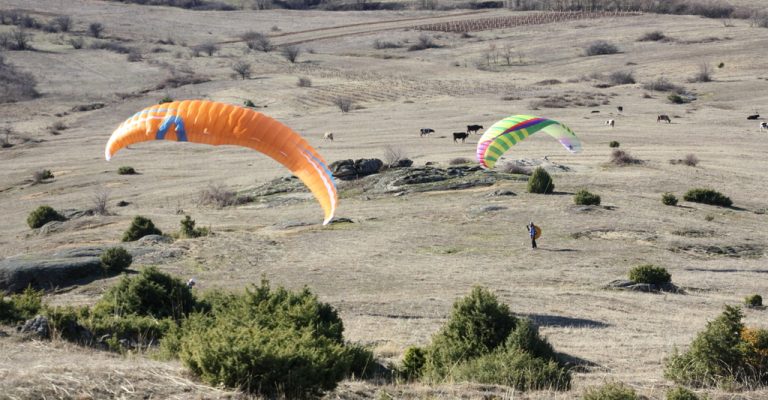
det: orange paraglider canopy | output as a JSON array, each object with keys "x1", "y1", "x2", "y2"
[{"x1": 105, "y1": 100, "x2": 337, "y2": 224}]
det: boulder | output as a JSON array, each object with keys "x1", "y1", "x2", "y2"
[
  {"x1": 389, "y1": 159, "x2": 413, "y2": 168},
  {"x1": 20, "y1": 315, "x2": 50, "y2": 339},
  {"x1": 0, "y1": 255, "x2": 102, "y2": 293},
  {"x1": 329, "y1": 158, "x2": 383, "y2": 180}
]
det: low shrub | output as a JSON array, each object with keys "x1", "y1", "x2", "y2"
[
  {"x1": 584, "y1": 40, "x2": 619, "y2": 56},
  {"x1": 100, "y1": 247, "x2": 132, "y2": 275},
  {"x1": 122, "y1": 215, "x2": 162, "y2": 242},
  {"x1": 32, "y1": 169, "x2": 54, "y2": 183},
  {"x1": 281, "y1": 45, "x2": 301, "y2": 63},
  {"x1": 243, "y1": 99, "x2": 256, "y2": 107},
  {"x1": 668, "y1": 93, "x2": 690, "y2": 104},
  {"x1": 449, "y1": 157, "x2": 473, "y2": 165},
  {"x1": 500, "y1": 163, "x2": 531, "y2": 175},
  {"x1": 297, "y1": 77, "x2": 312, "y2": 87},
  {"x1": 683, "y1": 154, "x2": 699, "y2": 167},
  {"x1": 643, "y1": 77, "x2": 684, "y2": 92},
  {"x1": 527, "y1": 167, "x2": 554, "y2": 194},
  {"x1": 629, "y1": 264, "x2": 671, "y2": 285},
  {"x1": 174, "y1": 280, "x2": 360, "y2": 398},
  {"x1": 0, "y1": 287, "x2": 43, "y2": 324},
  {"x1": 244, "y1": 31, "x2": 272, "y2": 52},
  {"x1": 178, "y1": 215, "x2": 209, "y2": 238},
  {"x1": 745, "y1": 294, "x2": 762, "y2": 308},
  {"x1": 197, "y1": 184, "x2": 251, "y2": 208},
  {"x1": 689, "y1": 63, "x2": 712, "y2": 83},
  {"x1": 401, "y1": 346, "x2": 426, "y2": 379},
  {"x1": 408, "y1": 34, "x2": 440, "y2": 51},
  {"x1": 638, "y1": 30, "x2": 667, "y2": 41},
  {"x1": 0, "y1": 53, "x2": 39, "y2": 102},
  {"x1": 609, "y1": 141, "x2": 620, "y2": 148},
  {"x1": 610, "y1": 149, "x2": 641, "y2": 165},
  {"x1": 117, "y1": 166, "x2": 136, "y2": 175},
  {"x1": 574, "y1": 189, "x2": 601, "y2": 206},
  {"x1": 662, "y1": 192, "x2": 678, "y2": 206},
  {"x1": 27, "y1": 205, "x2": 66, "y2": 229},
  {"x1": 664, "y1": 305, "x2": 765, "y2": 388},
  {"x1": 683, "y1": 188, "x2": 732, "y2": 207},
  {"x1": 333, "y1": 96, "x2": 354, "y2": 113},
  {"x1": 666, "y1": 386, "x2": 701, "y2": 400},
  {"x1": 452, "y1": 347, "x2": 570, "y2": 391},
  {"x1": 158, "y1": 96, "x2": 174, "y2": 104},
  {"x1": 373, "y1": 39, "x2": 402, "y2": 49},
  {"x1": 582, "y1": 381, "x2": 638, "y2": 400}
]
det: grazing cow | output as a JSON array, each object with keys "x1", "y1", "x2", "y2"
[
  {"x1": 591, "y1": 110, "x2": 600, "y2": 113},
  {"x1": 617, "y1": 106, "x2": 624, "y2": 112},
  {"x1": 323, "y1": 132, "x2": 334, "y2": 141},
  {"x1": 760, "y1": 122, "x2": 768, "y2": 132},
  {"x1": 605, "y1": 119, "x2": 615, "y2": 128},
  {"x1": 453, "y1": 132, "x2": 470, "y2": 143},
  {"x1": 420, "y1": 128, "x2": 435, "y2": 137},
  {"x1": 657, "y1": 115, "x2": 672, "y2": 123},
  {"x1": 747, "y1": 114, "x2": 760, "y2": 120},
  {"x1": 467, "y1": 124, "x2": 484, "y2": 134}
]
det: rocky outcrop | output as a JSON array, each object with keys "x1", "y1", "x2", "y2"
[{"x1": 329, "y1": 158, "x2": 384, "y2": 180}]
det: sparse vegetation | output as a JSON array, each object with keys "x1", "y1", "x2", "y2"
[
  {"x1": 159, "y1": 96, "x2": 173, "y2": 104},
  {"x1": 582, "y1": 381, "x2": 638, "y2": 400},
  {"x1": 118, "y1": 166, "x2": 137, "y2": 175},
  {"x1": 401, "y1": 346, "x2": 426, "y2": 379},
  {"x1": 127, "y1": 49, "x2": 143, "y2": 62},
  {"x1": 670, "y1": 154, "x2": 700, "y2": 167},
  {"x1": 243, "y1": 99, "x2": 256, "y2": 107},
  {"x1": 609, "y1": 71, "x2": 635, "y2": 85},
  {"x1": 193, "y1": 41, "x2": 219, "y2": 57},
  {"x1": 629, "y1": 264, "x2": 671, "y2": 285},
  {"x1": 745, "y1": 294, "x2": 762, "y2": 308},
  {"x1": 527, "y1": 167, "x2": 554, "y2": 194},
  {"x1": 383, "y1": 145, "x2": 407, "y2": 166},
  {"x1": 53, "y1": 15, "x2": 72, "y2": 32},
  {"x1": 0, "y1": 28, "x2": 32, "y2": 51},
  {"x1": 500, "y1": 163, "x2": 531, "y2": 175},
  {"x1": 609, "y1": 141, "x2": 620, "y2": 148},
  {"x1": 68, "y1": 36, "x2": 84, "y2": 49},
  {"x1": 574, "y1": 189, "x2": 601, "y2": 206},
  {"x1": 690, "y1": 63, "x2": 713, "y2": 82},
  {"x1": 668, "y1": 93, "x2": 691, "y2": 104},
  {"x1": 449, "y1": 157, "x2": 472, "y2": 165},
  {"x1": 585, "y1": 40, "x2": 619, "y2": 56},
  {"x1": 122, "y1": 216, "x2": 163, "y2": 242},
  {"x1": 100, "y1": 247, "x2": 132, "y2": 275},
  {"x1": 373, "y1": 39, "x2": 402, "y2": 49},
  {"x1": 643, "y1": 77, "x2": 684, "y2": 92},
  {"x1": 683, "y1": 188, "x2": 732, "y2": 207},
  {"x1": 91, "y1": 190, "x2": 110, "y2": 216},
  {"x1": 27, "y1": 205, "x2": 66, "y2": 229},
  {"x1": 662, "y1": 193, "x2": 678, "y2": 206},
  {"x1": 281, "y1": 45, "x2": 301, "y2": 63}
]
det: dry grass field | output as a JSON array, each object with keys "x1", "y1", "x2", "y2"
[{"x1": 2, "y1": 0, "x2": 768, "y2": 398}]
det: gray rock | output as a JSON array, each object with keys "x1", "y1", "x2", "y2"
[
  {"x1": 329, "y1": 158, "x2": 383, "y2": 180},
  {"x1": 20, "y1": 315, "x2": 50, "y2": 339},
  {"x1": 137, "y1": 234, "x2": 174, "y2": 245},
  {"x1": 488, "y1": 190, "x2": 516, "y2": 197},
  {"x1": 0, "y1": 255, "x2": 102, "y2": 293},
  {"x1": 389, "y1": 159, "x2": 413, "y2": 168}
]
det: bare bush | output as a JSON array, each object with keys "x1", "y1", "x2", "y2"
[
  {"x1": 333, "y1": 96, "x2": 354, "y2": 112},
  {"x1": 89, "y1": 40, "x2": 131, "y2": 54},
  {"x1": 671, "y1": 154, "x2": 700, "y2": 166},
  {"x1": 609, "y1": 71, "x2": 635, "y2": 85},
  {"x1": 373, "y1": 39, "x2": 402, "y2": 49},
  {"x1": 638, "y1": 30, "x2": 667, "y2": 41},
  {"x1": 500, "y1": 163, "x2": 531, "y2": 175},
  {"x1": 408, "y1": 34, "x2": 440, "y2": 51},
  {"x1": 610, "y1": 149, "x2": 642, "y2": 165},
  {"x1": 281, "y1": 45, "x2": 301, "y2": 63},
  {"x1": 155, "y1": 69, "x2": 210, "y2": 90},
  {"x1": 127, "y1": 49, "x2": 143, "y2": 62},
  {"x1": 193, "y1": 41, "x2": 219, "y2": 57},
  {"x1": 53, "y1": 15, "x2": 72, "y2": 32},
  {"x1": 689, "y1": 63, "x2": 712, "y2": 82},
  {"x1": 91, "y1": 189, "x2": 110, "y2": 216},
  {"x1": 449, "y1": 157, "x2": 473, "y2": 165},
  {"x1": 584, "y1": 40, "x2": 619, "y2": 56},
  {"x1": 68, "y1": 37, "x2": 84, "y2": 49},
  {"x1": 0, "y1": 54, "x2": 39, "y2": 103},
  {"x1": 232, "y1": 60, "x2": 252, "y2": 80},
  {"x1": 32, "y1": 169, "x2": 54, "y2": 184},
  {"x1": 244, "y1": 32, "x2": 272, "y2": 52},
  {"x1": 297, "y1": 77, "x2": 312, "y2": 87},
  {"x1": 529, "y1": 95, "x2": 569, "y2": 109},
  {"x1": 383, "y1": 145, "x2": 407, "y2": 165},
  {"x1": 643, "y1": 77, "x2": 684, "y2": 92},
  {"x1": 198, "y1": 184, "x2": 252, "y2": 208},
  {"x1": 88, "y1": 22, "x2": 104, "y2": 38},
  {"x1": 0, "y1": 29, "x2": 32, "y2": 51}
]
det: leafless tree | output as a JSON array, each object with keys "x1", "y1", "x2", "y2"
[
  {"x1": 282, "y1": 45, "x2": 301, "y2": 63},
  {"x1": 232, "y1": 60, "x2": 252, "y2": 79}
]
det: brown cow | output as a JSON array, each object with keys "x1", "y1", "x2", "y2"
[{"x1": 657, "y1": 115, "x2": 671, "y2": 123}]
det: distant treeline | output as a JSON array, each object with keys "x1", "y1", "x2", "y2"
[
  {"x1": 508, "y1": 0, "x2": 743, "y2": 19},
  {"x1": 105, "y1": 0, "x2": 237, "y2": 10}
]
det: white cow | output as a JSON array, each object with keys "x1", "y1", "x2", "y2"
[
  {"x1": 323, "y1": 132, "x2": 334, "y2": 141},
  {"x1": 605, "y1": 119, "x2": 615, "y2": 128},
  {"x1": 760, "y1": 122, "x2": 768, "y2": 132}
]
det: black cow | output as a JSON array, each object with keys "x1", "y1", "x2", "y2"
[
  {"x1": 453, "y1": 132, "x2": 470, "y2": 143},
  {"x1": 617, "y1": 106, "x2": 623, "y2": 112},
  {"x1": 657, "y1": 115, "x2": 671, "y2": 123},
  {"x1": 420, "y1": 128, "x2": 435, "y2": 137},
  {"x1": 747, "y1": 114, "x2": 760, "y2": 120},
  {"x1": 467, "y1": 124, "x2": 484, "y2": 134}
]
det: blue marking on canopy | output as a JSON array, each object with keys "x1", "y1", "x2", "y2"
[{"x1": 156, "y1": 115, "x2": 187, "y2": 142}]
